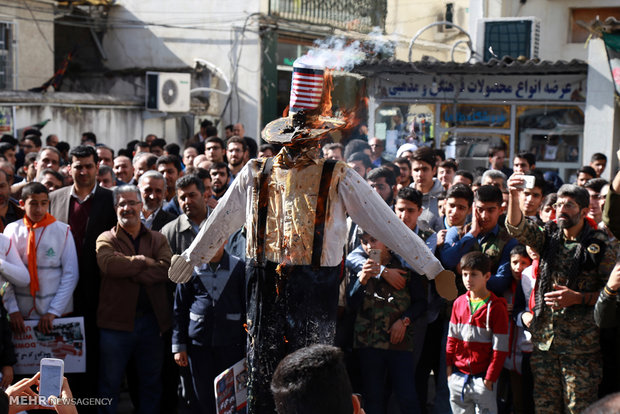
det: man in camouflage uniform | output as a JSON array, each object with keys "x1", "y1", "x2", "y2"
[
  {"x1": 505, "y1": 179, "x2": 617, "y2": 414},
  {"x1": 347, "y1": 227, "x2": 427, "y2": 414}
]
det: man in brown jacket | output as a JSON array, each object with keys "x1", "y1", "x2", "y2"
[{"x1": 96, "y1": 184, "x2": 172, "y2": 414}]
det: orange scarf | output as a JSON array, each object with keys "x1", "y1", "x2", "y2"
[{"x1": 24, "y1": 213, "x2": 56, "y2": 297}]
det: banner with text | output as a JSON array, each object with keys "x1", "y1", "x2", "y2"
[
  {"x1": 374, "y1": 74, "x2": 586, "y2": 102},
  {"x1": 12, "y1": 317, "x2": 86, "y2": 374}
]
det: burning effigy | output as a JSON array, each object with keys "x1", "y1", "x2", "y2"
[{"x1": 169, "y1": 46, "x2": 457, "y2": 413}]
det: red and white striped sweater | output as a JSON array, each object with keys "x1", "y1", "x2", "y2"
[{"x1": 446, "y1": 291, "x2": 509, "y2": 383}]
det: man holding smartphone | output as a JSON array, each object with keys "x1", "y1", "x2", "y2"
[{"x1": 518, "y1": 173, "x2": 547, "y2": 225}]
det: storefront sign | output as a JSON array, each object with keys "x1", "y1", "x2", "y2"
[
  {"x1": 12, "y1": 317, "x2": 86, "y2": 374},
  {"x1": 0, "y1": 107, "x2": 14, "y2": 134},
  {"x1": 440, "y1": 104, "x2": 511, "y2": 128},
  {"x1": 375, "y1": 74, "x2": 586, "y2": 102}
]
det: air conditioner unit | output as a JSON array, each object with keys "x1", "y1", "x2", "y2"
[
  {"x1": 145, "y1": 72, "x2": 191, "y2": 112},
  {"x1": 476, "y1": 17, "x2": 540, "y2": 62}
]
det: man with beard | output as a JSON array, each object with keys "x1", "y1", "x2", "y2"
[
  {"x1": 440, "y1": 185, "x2": 518, "y2": 296},
  {"x1": 226, "y1": 137, "x2": 247, "y2": 180},
  {"x1": 138, "y1": 171, "x2": 175, "y2": 231},
  {"x1": 96, "y1": 185, "x2": 171, "y2": 414},
  {"x1": 209, "y1": 162, "x2": 230, "y2": 200},
  {"x1": 505, "y1": 179, "x2": 617, "y2": 414}
]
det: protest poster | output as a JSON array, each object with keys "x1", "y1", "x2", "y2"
[
  {"x1": 12, "y1": 316, "x2": 86, "y2": 374},
  {"x1": 214, "y1": 358, "x2": 247, "y2": 414}
]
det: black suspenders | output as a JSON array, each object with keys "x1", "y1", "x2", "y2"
[
  {"x1": 312, "y1": 159, "x2": 337, "y2": 268},
  {"x1": 254, "y1": 158, "x2": 337, "y2": 268},
  {"x1": 255, "y1": 157, "x2": 274, "y2": 267}
]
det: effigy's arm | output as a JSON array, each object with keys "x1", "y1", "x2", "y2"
[
  {"x1": 169, "y1": 163, "x2": 252, "y2": 283},
  {"x1": 340, "y1": 167, "x2": 456, "y2": 300},
  {"x1": 340, "y1": 168, "x2": 441, "y2": 278}
]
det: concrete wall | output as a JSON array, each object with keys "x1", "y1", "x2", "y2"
[
  {"x1": 0, "y1": 1, "x2": 54, "y2": 90},
  {"x1": 100, "y1": 0, "x2": 264, "y2": 140},
  {"x1": 386, "y1": 0, "x2": 471, "y2": 62},
  {"x1": 499, "y1": 0, "x2": 619, "y2": 62},
  {"x1": 583, "y1": 37, "x2": 618, "y2": 181},
  {"x1": 386, "y1": 0, "x2": 619, "y2": 63},
  {"x1": 14, "y1": 104, "x2": 145, "y2": 151}
]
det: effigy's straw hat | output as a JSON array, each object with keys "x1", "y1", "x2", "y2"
[{"x1": 262, "y1": 60, "x2": 344, "y2": 144}]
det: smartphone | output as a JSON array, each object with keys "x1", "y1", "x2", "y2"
[
  {"x1": 515, "y1": 174, "x2": 535, "y2": 189},
  {"x1": 39, "y1": 358, "x2": 64, "y2": 404},
  {"x1": 368, "y1": 248, "x2": 382, "y2": 263},
  {"x1": 523, "y1": 175, "x2": 535, "y2": 189}
]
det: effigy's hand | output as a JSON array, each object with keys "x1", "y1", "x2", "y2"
[
  {"x1": 435, "y1": 269, "x2": 458, "y2": 301},
  {"x1": 168, "y1": 254, "x2": 194, "y2": 284}
]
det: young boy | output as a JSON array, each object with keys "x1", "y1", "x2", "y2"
[
  {"x1": 347, "y1": 227, "x2": 426, "y2": 414},
  {"x1": 498, "y1": 245, "x2": 533, "y2": 414},
  {"x1": 4, "y1": 182, "x2": 79, "y2": 335},
  {"x1": 446, "y1": 251, "x2": 509, "y2": 414}
]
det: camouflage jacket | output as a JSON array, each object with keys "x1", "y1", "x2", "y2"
[
  {"x1": 348, "y1": 255, "x2": 427, "y2": 351},
  {"x1": 506, "y1": 217, "x2": 617, "y2": 354}
]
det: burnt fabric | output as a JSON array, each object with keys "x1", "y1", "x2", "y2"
[{"x1": 246, "y1": 260, "x2": 341, "y2": 414}]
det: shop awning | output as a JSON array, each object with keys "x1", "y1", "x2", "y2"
[
  {"x1": 354, "y1": 56, "x2": 588, "y2": 77},
  {"x1": 55, "y1": 0, "x2": 114, "y2": 6}
]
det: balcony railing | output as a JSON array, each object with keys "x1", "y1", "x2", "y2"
[{"x1": 269, "y1": 0, "x2": 386, "y2": 33}]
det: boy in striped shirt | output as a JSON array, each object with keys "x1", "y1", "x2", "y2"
[{"x1": 446, "y1": 251, "x2": 509, "y2": 414}]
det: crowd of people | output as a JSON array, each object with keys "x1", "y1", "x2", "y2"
[{"x1": 0, "y1": 120, "x2": 617, "y2": 414}]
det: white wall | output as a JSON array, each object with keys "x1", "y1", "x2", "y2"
[
  {"x1": 14, "y1": 104, "x2": 146, "y2": 151},
  {"x1": 101, "y1": 0, "x2": 263, "y2": 140},
  {"x1": 386, "y1": 0, "x2": 472, "y2": 62},
  {"x1": 0, "y1": 1, "x2": 54, "y2": 90},
  {"x1": 501, "y1": 0, "x2": 619, "y2": 61},
  {"x1": 584, "y1": 38, "x2": 617, "y2": 181}
]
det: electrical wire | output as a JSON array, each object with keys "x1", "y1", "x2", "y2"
[
  {"x1": 220, "y1": 12, "x2": 263, "y2": 122},
  {"x1": 21, "y1": 0, "x2": 54, "y2": 53}
]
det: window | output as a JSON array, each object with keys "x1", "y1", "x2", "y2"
[
  {"x1": 483, "y1": 20, "x2": 536, "y2": 61},
  {"x1": 374, "y1": 103, "x2": 436, "y2": 157},
  {"x1": 0, "y1": 22, "x2": 14, "y2": 90},
  {"x1": 570, "y1": 8, "x2": 620, "y2": 43}
]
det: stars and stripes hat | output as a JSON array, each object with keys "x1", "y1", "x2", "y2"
[
  {"x1": 262, "y1": 60, "x2": 344, "y2": 144},
  {"x1": 290, "y1": 64, "x2": 324, "y2": 114}
]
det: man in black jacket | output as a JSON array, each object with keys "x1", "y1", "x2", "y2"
[{"x1": 49, "y1": 145, "x2": 117, "y2": 410}]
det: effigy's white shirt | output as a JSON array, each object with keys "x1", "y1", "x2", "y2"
[{"x1": 182, "y1": 152, "x2": 444, "y2": 279}]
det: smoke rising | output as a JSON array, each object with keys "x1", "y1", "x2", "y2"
[{"x1": 296, "y1": 27, "x2": 395, "y2": 71}]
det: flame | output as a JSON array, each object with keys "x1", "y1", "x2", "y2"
[
  {"x1": 338, "y1": 81, "x2": 368, "y2": 142},
  {"x1": 276, "y1": 68, "x2": 368, "y2": 144},
  {"x1": 306, "y1": 69, "x2": 335, "y2": 129}
]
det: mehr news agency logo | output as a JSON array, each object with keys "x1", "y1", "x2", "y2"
[{"x1": 9, "y1": 396, "x2": 113, "y2": 406}]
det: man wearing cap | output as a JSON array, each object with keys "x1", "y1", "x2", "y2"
[{"x1": 169, "y1": 62, "x2": 456, "y2": 414}]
